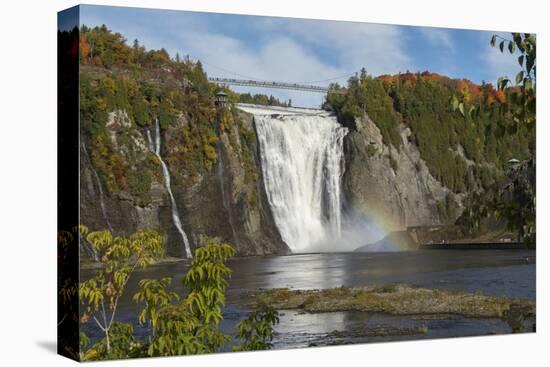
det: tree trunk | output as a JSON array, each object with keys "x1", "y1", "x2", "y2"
[{"x1": 105, "y1": 328, "x2": 111, "y2": 354}]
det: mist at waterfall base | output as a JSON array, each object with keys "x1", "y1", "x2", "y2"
[
  {"x1": 238, "y1": 104, "x2": 391, "y2": 253},
  {"x1": 305, "y1": 213, "x2": 389, "y2": 253}
]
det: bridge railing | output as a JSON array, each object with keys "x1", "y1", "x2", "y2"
[{"x1": 208, "y1": 77, "x2": 330, "y2": 93}]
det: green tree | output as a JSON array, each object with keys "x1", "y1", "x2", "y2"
[
  {"x1": 80, "y1": 234, "x2": 281, "y2": 360},
  {"x1": 189, "y1": 61, "x2": 211, "y2": 96},
  {"x1": 142, "y1": 238, "x2": 237, "y2": 356},
  {"x1": 81, "y1": 323, "x2": 142, "y2": 360},
  {"x1": 233, "y1": 304, "x2": 280, "y2": 351},
  {"x1": 490, "y1": 33, "x2": 536, "y2": 130},
  {"x1": 455, "y1": 33, "x2": 536, "y2": 133},
  {"x1": 79, "y1": 229, "x2": 164, "y2": 356},
  {"x1": 453, "y1": 33, "x2": 536, "y2": 244},
  {"x1": 181, "y1": 239, "x2": 236, "y2": 350},
  {"x1": 133, "y1": 277, "x2": 179, "y2": 343},
  {"x1": 494, "y1": 160, "x2": 536, "y2": 245}
]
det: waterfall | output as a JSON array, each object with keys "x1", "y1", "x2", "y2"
[
  {"x1": 239, "y1": 104, "x2": 348, "y2": 252},
  {"x1": 80, "y1": 235, "x2": 100, "y2": 262},
  {"x1": 147, "y1": 119, "x2": 193, "y2": 259}
]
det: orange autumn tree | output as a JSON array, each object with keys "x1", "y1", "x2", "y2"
[{"x1": 80, "y1": 35, "x2": 90, "y2": 60}]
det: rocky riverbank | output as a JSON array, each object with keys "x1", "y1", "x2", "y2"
[{"x1": 245, "y1": 284, "x2": 535, "y2": 331}]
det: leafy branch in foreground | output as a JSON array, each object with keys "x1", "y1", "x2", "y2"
[
  {"x1": 58, "y1": 225, "x2": 88, "y2": 360},
  {"x1": 233, "y1": 304, "x2": 280, "y2": 351},
  {"x1": 146, "y1": 239, "x2": 236, "y2": 356},
  {"x1": 494, "y1": 160, "x2": 536, "y2": 245},
  {"x1": 79, "y1": 229, "x2": 164, "y2": 358},
  {"x1": 80, "y1": 234, "x2": 279, "y2": 361},
  {"x1": 133, "y1": 277, "x2": 179, "y2": 343},
  {"x1": 453, "y1": 33, "x2": 535, "y2": 132},
  {"x1": 452, "y1": 32, "x2": 536, "y2": 245}
]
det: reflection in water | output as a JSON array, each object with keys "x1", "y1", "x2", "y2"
[
  {"x1": 80, "y1": 250, "x2": 535, "y2": 347},
  {"x1": 273, "y1": 311, "x2": 513, "y2": 349},
  {"x1": 225, "y1": 250, "x2": 535, "y2": 300},
  {"x1": 256, "y1": 254, "x2": 351, "y2": 291}
]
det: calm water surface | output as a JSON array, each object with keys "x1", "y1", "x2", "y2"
[{"x1": 81, "y1": 250, "x2": 536, "y2": 348}]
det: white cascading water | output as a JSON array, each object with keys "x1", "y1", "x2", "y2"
[
  {"x1": 147, "y1": 119, "x2": 193, "y2": 259},
  {"x1": 238, "y1": 104, "x2": 348, "y2": 252}
]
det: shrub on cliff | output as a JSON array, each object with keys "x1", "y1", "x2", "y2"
[{"x1": 80, "y1": 24, "x2": 225, "y2": 193}]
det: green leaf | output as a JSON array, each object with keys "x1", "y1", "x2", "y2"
[
  {"x1": 468, "y1": 105, "x2": 475, "y2": 117},
  {"x1": 516, "y1": 71, "x2": 524, "y2": 85},
  {"x1": 499, "y1": 41, "x2": 504, "y2": 52},
  {"x1": 526, "y1": 55, "x2": 534, "y2": 74},
  {"x1": 499, "y1": 78, "x2": 509, "y2": 90},
  {"x1": 524, "y1": 78, "x2": 533, "y2": 91},
  {"x1": 518, "y1": 55, "x2": 524, "y2": 67},
  {"x1": 527, "y1": 96, "x2": 536, "y2": 113},
  {"x1": 451, "y1": 95, "x2": 458, "y2": 111},
  {"x1": 508, "y1": 41, "x2": 515, "y2": 54},
  {"x1": 458, "y1": 103, "x2": 464, "y2": 116},
  {"x1": 490, "y1": 35, "x2": 497, "y2": 47}
]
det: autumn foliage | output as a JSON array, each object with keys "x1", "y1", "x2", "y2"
[
  {"x1": 80, "y1": 35, "x2": 90, "y2": 59},
  {"x1": 327, "y1": 67, "x2": 533, "y2": 198},
  {"x1": 495, "y1": 89, "x2": 506, "y2": 104},
  {"x1": 376, "y1": 71, "x2": 492, "y2": 104}
]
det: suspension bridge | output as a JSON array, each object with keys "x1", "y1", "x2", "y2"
[{"x1": 208, "y1": 77, "x2": 343, "y2": 94}]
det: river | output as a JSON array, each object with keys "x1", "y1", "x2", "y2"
[{"x1": 81, "y1": 249, "x2": 535, "y2": 349}]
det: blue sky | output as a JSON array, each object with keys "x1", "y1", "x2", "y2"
[{"x1": 79, "y1": 5, "x2": 521, "y2": 107}]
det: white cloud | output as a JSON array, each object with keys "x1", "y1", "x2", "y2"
[
  {"x1": 279, "y1": 20, "x2": 413, "y2": 76},
  {"x1": 170, "y1": 19, "x2": 413, "y2": 106},
  {"x1": 84, "y1": 11, "x2": 413, "y2": 107},
  {"x1": 417, "y1": 27, "x2": 454, "y2": 51},
  {"x1": 170, "y1": 29, "x2": 344, "y2": 106}
]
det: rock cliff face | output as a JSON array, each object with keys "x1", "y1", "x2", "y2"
[
  {"x1": 80, "y1": 106, "x2": 460, "y2": 257},
  {"x1": 342, "y1": 113, "x2": 462, "y2": 231},
  {"x1": 177, "y1": 110, "x2": 288, "y2": 256},
  {"x1": 80, "y1": 109, "x2": 288, "y2": 257}
]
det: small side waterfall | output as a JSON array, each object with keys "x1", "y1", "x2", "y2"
[
  {"x1": 239, "y1": 105, "x2": 348, "y2": 252},
  {"x1": 147, "y1": 119, "x2": 193, "y2": 258},
  {"x1": 80, "y1": 234, "x2": 100, "y2": 262}
]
